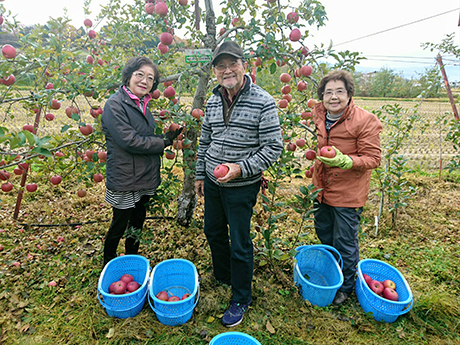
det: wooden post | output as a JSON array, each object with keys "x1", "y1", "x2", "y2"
[{"x1": 436, "y1": 54, "x2": 459, "y2": 120}]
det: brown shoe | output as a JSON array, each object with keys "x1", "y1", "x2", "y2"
[{"x1": 333, "y1": 291, "x2": 349, "y2": 305}]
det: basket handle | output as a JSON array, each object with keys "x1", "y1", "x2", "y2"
[
  {"x1": 296, "y1": 244, "x2": 343, "y2": 270},
  {"x1": 148, "y1": 288, "x2": 200, "y2": 318},
  {"x1": 357, "y1": 277, "x2": 413, "y2": 316},
  {"x1": 97, "y1": 289, "x2": 147, "y2": 311}
]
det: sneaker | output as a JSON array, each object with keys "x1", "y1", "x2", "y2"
[
  {"x1": 333, "y1": 291, "x2": 349, "y2": 305},
  {"x1": 221, "y1": 300, "x2": 251, "y2": 327}
]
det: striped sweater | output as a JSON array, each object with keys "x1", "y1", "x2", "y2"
[{"x1": 196, "y1": 76, "x2": 283, "y2": 187}]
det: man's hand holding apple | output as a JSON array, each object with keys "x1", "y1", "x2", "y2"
[{"x1": 216, "y1": 163, "x2": 241, "y2": 183}]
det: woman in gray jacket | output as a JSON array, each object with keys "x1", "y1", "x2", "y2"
[{"x1": 101, "y1": 56, "x2": 182, "y2": 267}]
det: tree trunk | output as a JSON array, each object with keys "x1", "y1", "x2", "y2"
[{"x1": 176, "y1": 0, "x2": 216, "y2": 226}]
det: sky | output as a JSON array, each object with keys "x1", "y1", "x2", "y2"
[{"x1": 2, "y1": 0, "x2": 460, "y2": 81}]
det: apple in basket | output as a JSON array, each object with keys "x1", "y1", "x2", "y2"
[
  {"x1": 156, "y1": 290, "x2": 169, "y2": 301},
  {"x1": 168, "y1": 295, "x2": 181, "y2": 302},
  {"x1": 383, "y1": 287, "x2": 399, "y2": 301},
  {"x1": 369, "y1": 280, "x2": 384, "y2": 296},
  {"x1": 182, "y1": 293, "x2": 191, "y2": 300},
  {"x1": 120, "y1": 274, "x2": 134, "y2": 284},
  {"x1": 127, "y1": 281, "x2": 140, "y2": 292},
  {"x1": 362, "y1": 273, "x2": 373, "y2": 287},
  {"x1": 383, "y1": 279, "x2": 396, "y2": 290},
  {"x1": 112, "y1": 281, "x2": 127, "y2": 294}
]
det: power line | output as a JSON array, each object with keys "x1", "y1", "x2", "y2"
[{"x1": 335, "y1": 8, "x2": 460, "y2": 47}]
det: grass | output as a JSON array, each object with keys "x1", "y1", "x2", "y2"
[{"x1": 0, "y1": 169, "x2": 459, "y2": 344}]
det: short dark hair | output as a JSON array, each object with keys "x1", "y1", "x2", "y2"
[
  {"x1": 317, "y1": 70, "x2": 355, "y2": 101},
  {"x1": 122, "y1": 56, "x2": 160, "y2": 92}
]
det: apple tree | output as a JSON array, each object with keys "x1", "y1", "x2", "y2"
[{"x1": 0, "y1": 0, "x2": 364, "y2": 266}]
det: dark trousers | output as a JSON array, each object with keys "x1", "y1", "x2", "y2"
[
  {"x1": 314, "y1": 200, "x2": 362, "y2": 293},
  {"x1": 203, "y1": 175, "x2": 260, "y2": 304},
  {"x1": 103, "y1": 195, "x2": 151, "y2": 267}
]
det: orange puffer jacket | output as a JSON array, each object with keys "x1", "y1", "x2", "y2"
[{"x1": 312, "y1": 99, "x2": 383, "y2": 208}]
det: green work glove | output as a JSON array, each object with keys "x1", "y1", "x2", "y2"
[{"x1": 317, "y1": 146, "x2": 353, "y2": 170}]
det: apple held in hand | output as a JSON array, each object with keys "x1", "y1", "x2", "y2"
[
  {"x1": 369, "y1": 280, "x2": 384, "y2": 295},
  {"x1": 383, "y1": 279, "x2": 396, "y2": 290},
  {"x1": 382, "y1": 287, "x2": 399, "y2": 301},
  {"x1": 214, "y1": 164, "x2": 229, "y2": 179},
  {"x1": 319, "y1": 146, "x2": 336, "y2": 158}
]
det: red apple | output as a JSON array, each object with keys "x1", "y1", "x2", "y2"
[
  {"x1": 214, "y1": 164, "x2": 229, "y2": 179},
  {"x1": 22, "y1": 124, "x2": 35, "y2": 133},
  {"x1": 289, "y1": 28, "x2": 301, "y2": 42},
  {"x1": 45, "y1": 82, "x2": 54, "y2": 89},
  {"x1": 165, "y1": 151, "x2": 175, "y2": 160},
  {"x1": 383, "y1": 279, "x2": 396, "y2": 290},
  {"x1": 88, "y1": 30, "x2": 97, "y2": 39},
  {"x1": 281, "y1": 85, "x2": 291, "y2": 94},
  {"x1": 159, "y1": 110, "x2": 169, "y2": 119},
  {"x1": 77, "y1": 189, "x2": 87, "y2": 197},
  {"x1": 48, "y1": 281, "x2": 57, "y2": 287},
  {"x1": 163, "y1": 86, "x2": 176, "y2": 99},
  {"x1": 56, "y1": 236, "x2": 64, "y2": 243},
  {"x1": 93, "y1": 173, "x2": 103, "y2": 183},
  {"x1": 2, "y1": 44, "x2": 17, "y2": 59},
  {"x1": 179, "y1": 0, "x2": 188, "y2": 6},
  {"x1": 286, "y1": 143, "x2": 296, "y2": 151},
  {"x1": 182, "y1": 293, "x2": 191, "y2": 300},
  {"x1": 287, "y1": 11, "x2": 299, "y2": 23},
  {"x1": 1, "y1": 74, "x2": 15, "y2": 86},
  {"x1": 50, "y1": 99, "x2": 61, "y2": 110},
  {"x1": 297, "y1": 81, "x2": 307, "y2": 92},
  {"x1": 382, "y1": 287, "x2": 399, "y2": 301},
  {"x1": 145, "y1": 3, "x2": 155, "y2": 14},
  {"x1": 86, "y1": 55, "x2": 94, "y2": 64},
  {"x1": 14, "y1": 167, "x2": 23, "y2": 175},
  {"x1": 369, "y1": 280, "x2": 384, "y2": 295},
  {"x1": 45, "y1": 113, "x2": 55, "y2": 121},
  {"x1": 26, "y1": 183, "x2": 37, "y2": 192},
  {"x1": 231, "y1": 17, "x2": 241, "y2": 27},
  {"x1": 127, "y1": 281, "x2": 140, "y2": 292},
  {"x1": 158, "y1": 42, "x2": 169, "y2": 55},
  {"x1": 280, "y1": 73, "x2": 291, "y2": 83},
  {"x1": 1, "y1": 182, "x2": 13, "y2": 192},
  {"x1": 50, "y1": 175, "x2": 62, "y2": 185},
  {"x1": 109, "y1": 282, "x2": 117, "y2": 293},
  {"x1": 168, "y1": 296, "x2": 181, "y2": 302},
  {"x1": 0, "y1": 170, "x2": 10, "y2": 180},
  {"x1": 304, "y1": 168, "x2": 313, "y2": 178},
  {"x1": 295, "y1": 138, "x2": 305, "y2": 147},
  {"x1": 363, "y1": 273, "x2": 373, "y2": 287},
  {"x1": 278, "y1": 99, "x2": 288, "y2": 108},
  {"x1": 191, "y1": 108, "x2": 203, "y2": 120},
  {"x1": 319, "y1": 146, "x2": 336, "y2": 158},
  {"x1": 98, "y1": 151, "x2": 107, "y2": 162},
  {"x1": 151, "y1": 89, "x2": 161, "y2": 99},
  {"x1": 305, "y1": 149, "x2": 316, "y2": 160},
  {"x1": 301, "y1": 111, "x2": 312, "y2": 119},
  {"x1": 80, "y1": 124, "x2": 94, "y2": 136},
  {"x1": 155, "y1": 2, "x2": 168, "y2": 16},
  {"x1": 84, "y1": 18, "x2": 93, "y2": 27},
  {"x1": 282, "y1": 94, "x2": 292, "y2": 102},
  {"x1": 160, "y1": 32, "x2": 173, "y2": 46},
  {"x1": 120, "y1": 274, "x2": 134, "y2": 284},
  {"x1": 301, "y1": 65, "x2": 313, "y2": 77},
  {"x1": 54, "y1": 151, "x2": 65, "y2": 158},
  {"x1": 112, "y1": 280, "x2": 127, "y2": 294},
  {"x1": 156, "y1": 290, "x2": 169, "y2": 301}
]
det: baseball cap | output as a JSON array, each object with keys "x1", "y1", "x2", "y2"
[{"x1": 212, "y1": 41, "x2": 244, "y2": 66}]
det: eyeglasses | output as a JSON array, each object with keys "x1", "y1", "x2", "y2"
[
  {"x1": 214, "y1": 61, "x2": 242, "y2": 72},
  {"x1": 132, "y1": 71, "x2": 155, "y2": 84},
  {"x1": 323, "y1": 89, "x2": 347, "y2": 98}
]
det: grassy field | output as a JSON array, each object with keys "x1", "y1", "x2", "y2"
[{"x1": 0, "y1": 97, "x2": 459, "y2": 344}]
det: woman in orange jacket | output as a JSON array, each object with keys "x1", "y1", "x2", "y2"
[{"x1": 311, "y1": 70, "x2": 383, "y2": 305}]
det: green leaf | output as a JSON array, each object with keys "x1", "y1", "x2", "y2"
[
  {"x1": 61, "y1": 125, "x2": 70, "y2": 133},
  {"x1": 270, "y1": 62, "x2": 276, "y2": 74},
  {"x1": 31, "y1": 147, "x2": 52, "y2": 157}
]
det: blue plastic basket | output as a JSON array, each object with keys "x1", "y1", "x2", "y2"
[
  {"x1": 210, "y1": 332, "x2": 262, "y2": 345},
  {"x1": 97, "y1": 255, "x2": 151, "y2": 318},
  {"x1": 293, "y1": 244, "x2": 344, "y2": 307},
  {"x1": 356, "y1": 259, "x2": 413, "y2": 323},
  {"x1": 148, "y1": 258, "x2": 199, "y2": 326}
]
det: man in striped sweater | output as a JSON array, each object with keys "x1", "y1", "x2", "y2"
[{"x1": 195, "y1": 41, "x2": 283, "y2": 327}]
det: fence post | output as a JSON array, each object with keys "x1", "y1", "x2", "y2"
[{"x1": 436, "y1": 54, "x2": 459, "y2": 120}]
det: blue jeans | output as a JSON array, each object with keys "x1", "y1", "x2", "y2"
[
  {"x1": 314, "y1": 200, "x2": 362, "y2": 293},
  {"x1": 203, "y1": 175, "x2": 260, "y2": 304}
]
